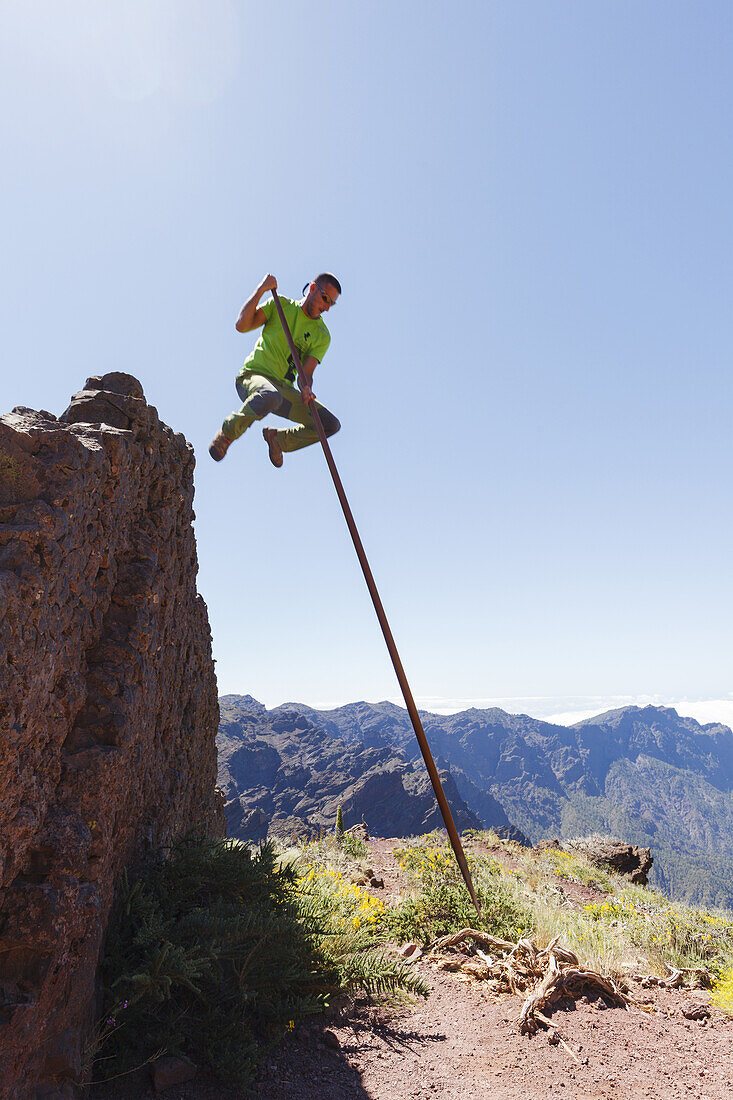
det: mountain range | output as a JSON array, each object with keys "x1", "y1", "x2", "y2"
[{"x1": 217, "y1": 697, "x2": 733, "y2": 909}]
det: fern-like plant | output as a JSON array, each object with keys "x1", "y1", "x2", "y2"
[{"x1": 95, "y1": 834, "x2": 426, "y2": 1089}]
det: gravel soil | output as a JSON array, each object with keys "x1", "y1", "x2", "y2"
[{"x1": 92, "y1": 838, "x2": 733, "y2": 1100}]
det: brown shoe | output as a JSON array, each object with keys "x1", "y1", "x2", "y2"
[
  {"x1": 209, "y1": 430, "x2": 232, "y2": 462},
  {"x1": 262, "y1": 427, "x2": 283, "y2": 468}
]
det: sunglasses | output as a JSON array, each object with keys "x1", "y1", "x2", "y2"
[
  {"x1": 318, "y1": 285, "x2": 337, "y2": 308},
  {"x1": 303, "y1": 282, "x2": 337, "y2": 308}
]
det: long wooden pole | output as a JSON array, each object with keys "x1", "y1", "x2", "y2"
[{"x1": 271, "y1": 288, "x2": 480, "y2": 913}]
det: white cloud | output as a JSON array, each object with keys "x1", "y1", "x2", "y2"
[
  {"x1": 234, "y1": 690, "x2": 733, "y2": 732},
  {"x1": 670, "y1": 699, "x2": 733, "y2": 729},
  {"x1": 412, "y1": 694, "x2": 733, "y2": 730},
  {"x1": 541, "y1": 708, "x2": 608, "y2": 726}
]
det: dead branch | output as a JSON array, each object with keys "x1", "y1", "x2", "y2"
[
  {"x1": 534, "y1": 1010, "x2": 582, "y2": 1065},
  {"x1": 518, "y1": 949, "x2": 628, "y2": 1032},
  {"x1": 424, "y1": 928, "x2": 630, "y2": 1034},
  {"x1": 428, "y1": 928, "x2": 516, "y2": 955}
]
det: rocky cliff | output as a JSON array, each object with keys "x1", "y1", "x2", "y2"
[{"x1": 0, "y1": 374, "x2": 223, "y2": 1099}]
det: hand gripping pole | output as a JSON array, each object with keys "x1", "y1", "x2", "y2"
[{"x1": 271, "y1": 289, "x2": 480, "y2": 914}]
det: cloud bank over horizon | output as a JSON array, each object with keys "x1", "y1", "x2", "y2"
[
  {"x1": 428, "y1": 695, "x2": 733, "y2": 729},
  {"x1": 240, "y1": 691, "x2": 733, "y2": 731}
]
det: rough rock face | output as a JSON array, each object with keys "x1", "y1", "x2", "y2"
[
  {"x1": 339, "y1": 763, "x2": 480, "y2": 839},
  {"x1": 0, "y1": 374, "x2": 223, "y2": 1099}
]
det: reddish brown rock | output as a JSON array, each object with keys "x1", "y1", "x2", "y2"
[
  {"x1": 0, "y1": 373, "x2": 224, "y2": 1099},
  {"x1": 567, "y1": 834, "x2": 654, "y2": 885},
  {"x1": 150, "y1": 1054, "x2": 197, "y2": 1091},
  {"x1": 682, "y1": 1002, "x2": 712, "y2": 1020}
]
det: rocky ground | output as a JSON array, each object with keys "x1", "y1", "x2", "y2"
[{"x1": 93, "y1": 838, "x2": 733, "y2": 1100}]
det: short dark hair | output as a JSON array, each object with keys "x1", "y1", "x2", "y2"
[{"x1": 315, "y1": 272, "x2": 341, "y2": 295}]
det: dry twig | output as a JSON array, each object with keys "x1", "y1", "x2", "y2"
[
  {"x1": 534, "y1": 1010, "x2": 582, "y2": 1065},
  {"x1": 425, "y1": 928, "x2": 629, "y2": 1033}
]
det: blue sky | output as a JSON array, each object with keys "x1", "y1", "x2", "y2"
[{"x1": 2, "y1": 1, "x2": 731, "y2": 727}]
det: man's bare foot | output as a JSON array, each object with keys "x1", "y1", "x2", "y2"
[
  {"x1": 262, "y1": 427, "x2": 283, "y2": 468},
  {"x1": 209, "y1": 430, "x2": 233, "y2": 462}
]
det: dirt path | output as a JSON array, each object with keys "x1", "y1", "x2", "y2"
[
  {"x1": 251, "y1": 966, "x2": 732, "y2": 1100},
  {"x1": 249, "y1": 838, "x2": 733, "y2": 1100},
  {"x1": 95, "y1": 839, "x2": 733, "y2": 1100}
]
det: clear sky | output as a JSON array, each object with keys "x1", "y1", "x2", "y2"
[{"x1": 2, "y1": 1, "x2": 731, "y2": 727}]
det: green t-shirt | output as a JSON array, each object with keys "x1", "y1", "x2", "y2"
[{"x1": 238, "y1": 296, "x2": 331, "y2": 386}]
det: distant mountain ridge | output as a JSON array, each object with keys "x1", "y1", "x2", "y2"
[
  {"x1": 217, "y1": 697, "x2": 733, "y2": 909},
  {"x1": 217, "y1": 696, "x2": 488, "y2": 844}
]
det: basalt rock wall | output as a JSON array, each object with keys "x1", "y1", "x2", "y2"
[{"x1": 0, "y1": 373, "x2": 224, "y2": 1099}]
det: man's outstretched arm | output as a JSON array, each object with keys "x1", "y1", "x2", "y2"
[{"x1": 235, "y1": 273, "x2": 277, "y2": 332}]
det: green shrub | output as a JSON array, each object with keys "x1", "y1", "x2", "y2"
[
  {"x1": 533, "y1": 846, "x2": 614, "y2": 891},
  {"x1": 341, "y1": 832, "x2": 367, "y2": 860},
  {"x1": 711, "y1": 966, "x2": 733, "y2": 1016},
  {"x1": 95, "y1": 835, "x2": 426, "y2": 1090},
  {"x1": 628, "y1": 905, "x2": 733, "y2": 973},
  {"x1": 386, "y1": 838, "x2": 530, "y2": 945}
]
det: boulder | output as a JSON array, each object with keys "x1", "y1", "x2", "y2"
[
  {"x1": 567, "y1": 834, "x2": 653, "y2": 884},
  {"x1": 151, "y1": 1054, "x2": 197, "y2": 1091}
]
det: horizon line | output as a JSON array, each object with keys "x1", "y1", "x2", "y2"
[{"x1": 218, "y1": 692, "x2": 733, "y2": 729}]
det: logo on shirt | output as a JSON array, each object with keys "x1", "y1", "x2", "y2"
[
  {"x1": 284, "y1": 326, "x2": 315, "y2": 384},
  {"x1": 286, "y1": 340, "x2": 308, "y2": 384}
]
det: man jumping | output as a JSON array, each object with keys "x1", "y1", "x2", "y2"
[{"x1": 209, "y1": 272, "x2": 341, "y2": 467}]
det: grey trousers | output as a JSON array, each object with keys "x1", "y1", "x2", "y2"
[{"x1": 222, "y1": 371, "x2": 340, "y2": 453}]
